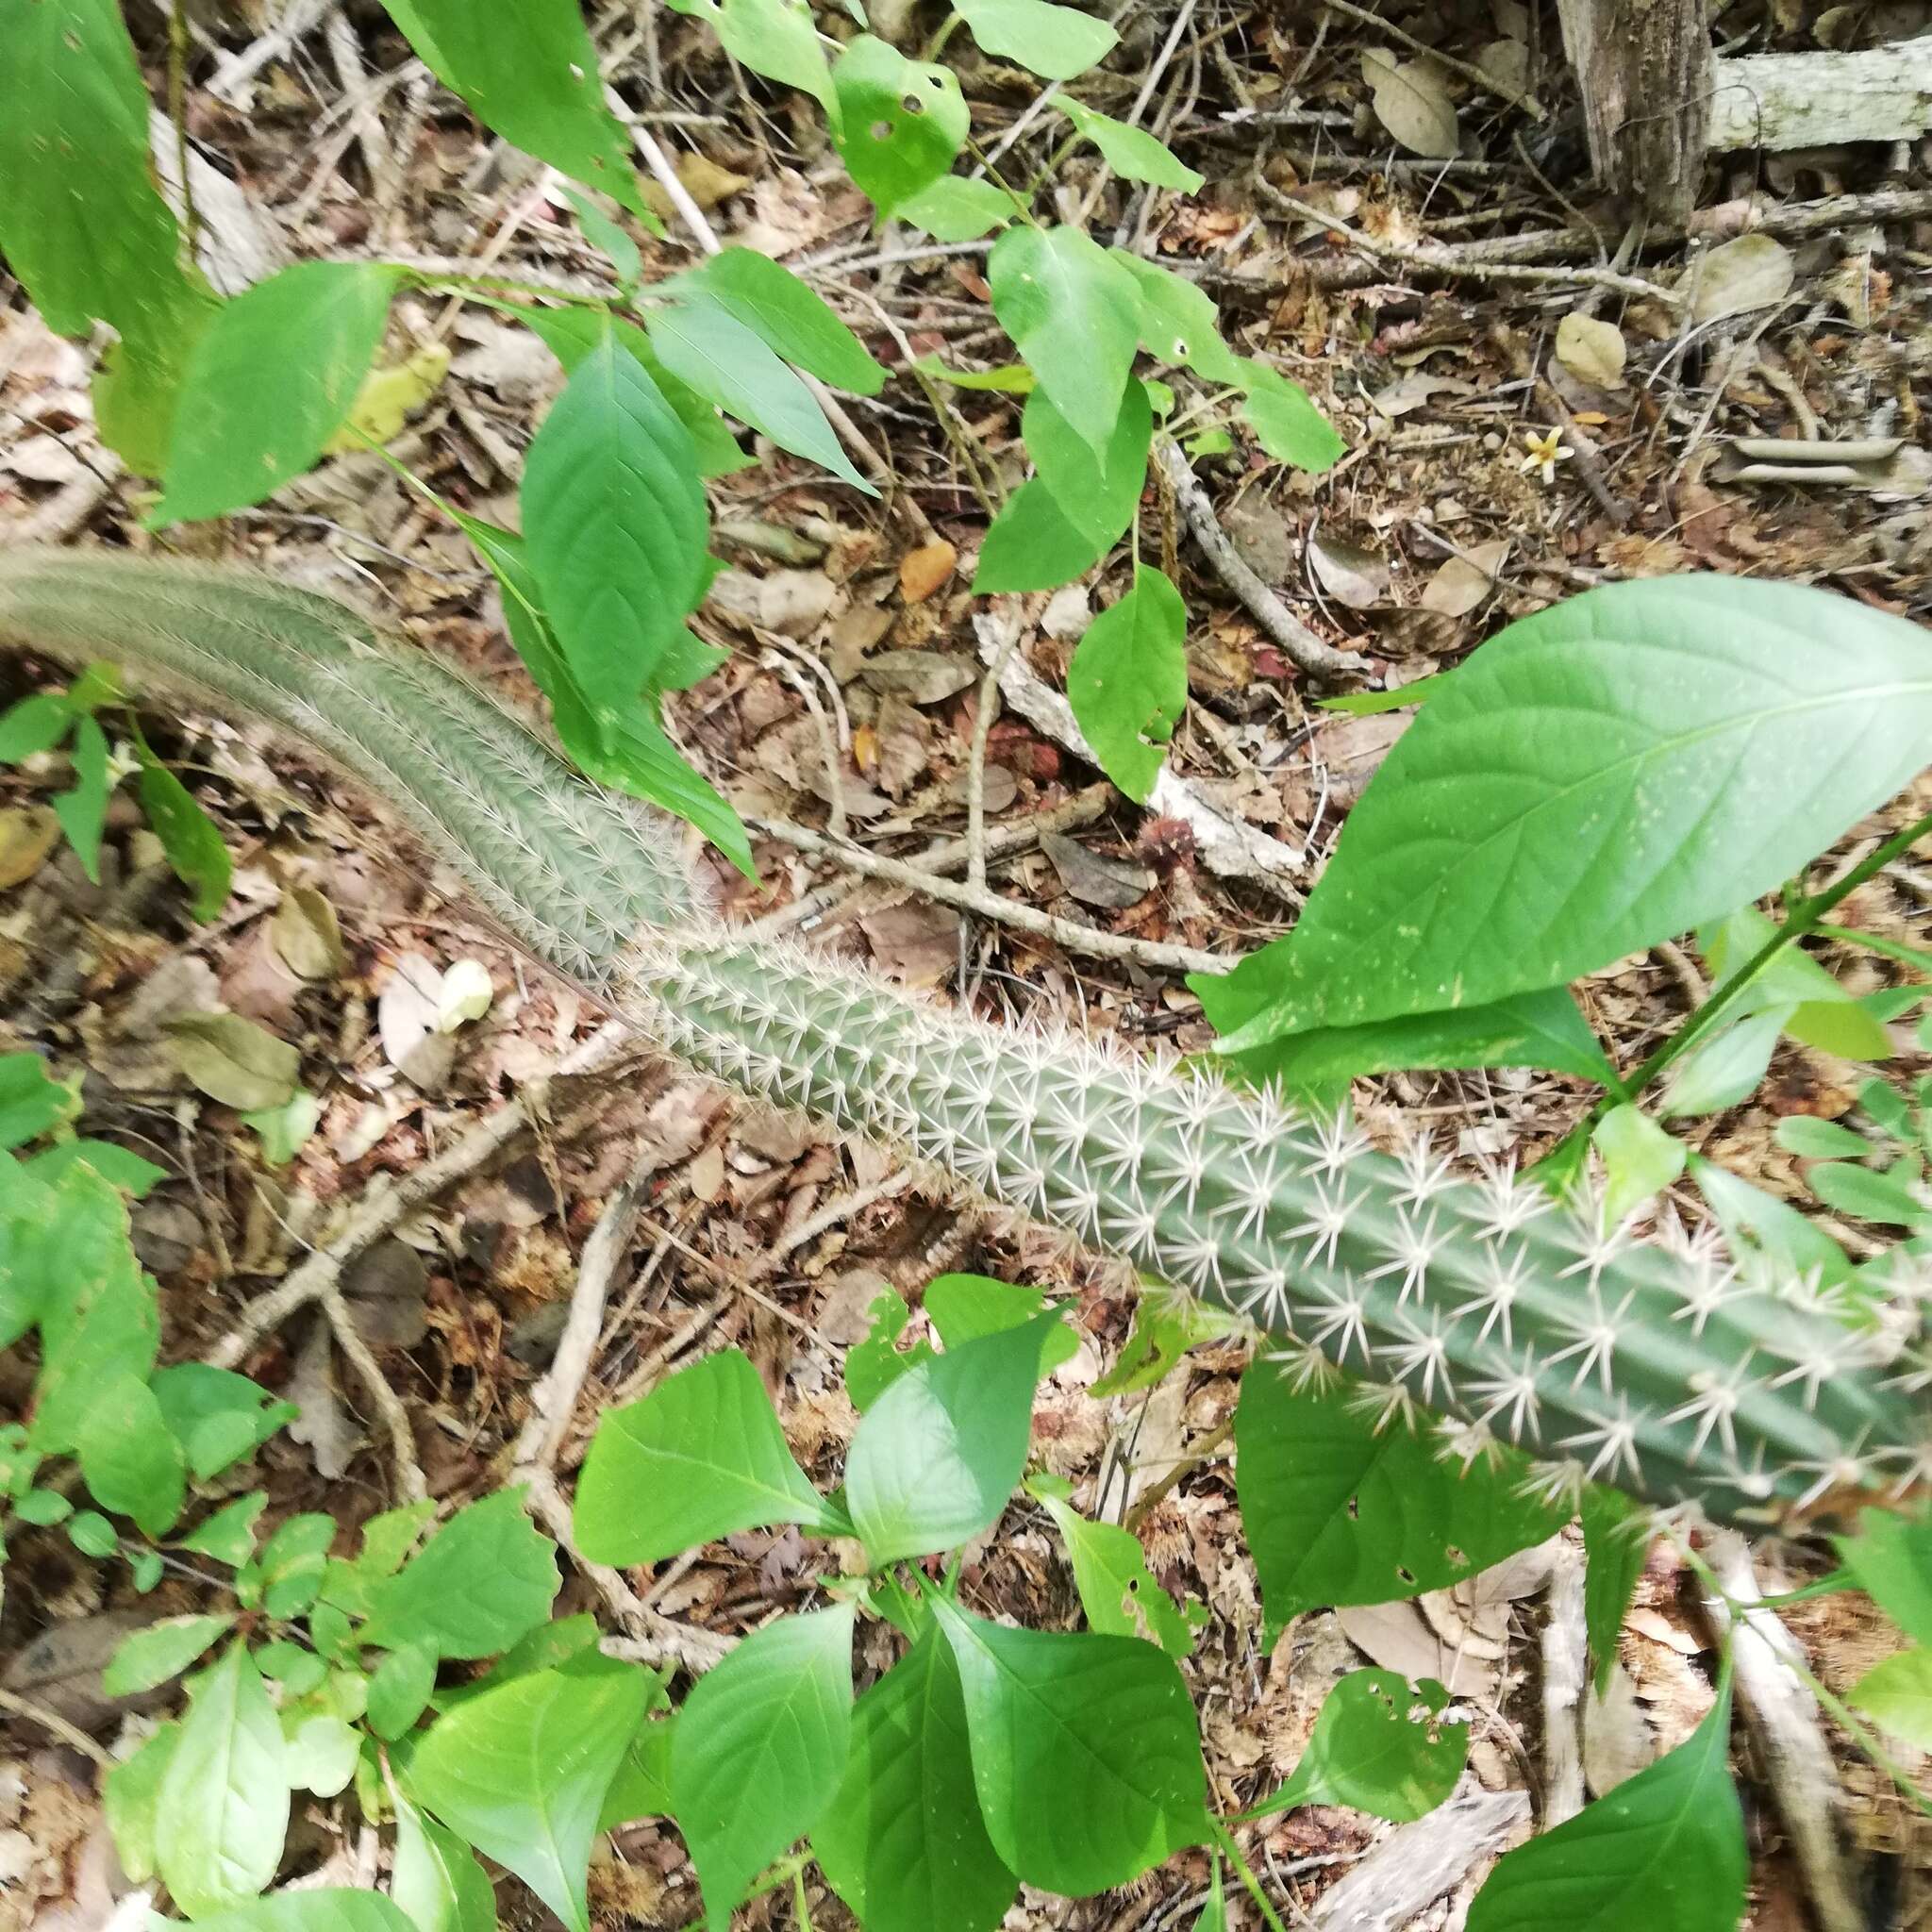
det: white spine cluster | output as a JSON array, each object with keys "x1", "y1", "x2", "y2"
[{"x1": 4, "y1": 549, "x2": 1923, "y2": 1528}]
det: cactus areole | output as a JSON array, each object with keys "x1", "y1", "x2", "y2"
[{"x1": 2, "y1": 548, "x2": 1924, "y2": 1530}]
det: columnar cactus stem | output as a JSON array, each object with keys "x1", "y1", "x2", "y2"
[{"x1": 2, "y1": 550, "x2": 1923, "y2": 1526}]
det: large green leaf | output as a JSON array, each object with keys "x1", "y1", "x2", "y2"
[
  {"x1": 1198, "y1": 575, "x2": 1932, "y2": 1050},
  {"x1": 1108, "y1": 253, "x2": 1242, "y2": 385},
  {"x1": 31, "y1": 1240, "x2": 158, "y2": 1456},
  {"x1": 521, "y1": 329, "x2": 710, "y2": 719},
  {"x1": 957, "y1": 0, "x2": 1118, "y2": 78},
  {"x1": 575, "y1": 1348, "x2": 838, "y2": 1565},
  {"x1": 403, "y1": 1651, "x2": 651, "y2": 1932},
  {"x1": 831, "y1": 38, "x2": 970, "y2": 216},
  {"x1": 1236, "y1": 358, "x2": 1345, "y2": 472},
  {"x1": 1837, "y1": 1507, "x2": 1932, "y2": 1645},
  {"x1": 1244, "y1": 1670, "x2": 1466, "y2": 1822},
  {"x1": 814, "y1": 1621, "x2": 1017, "y2": 1932},
  {"x1": 900, "y1": 176, "x2": 1018, "y2": 242},
  {"x1": 1580, "y1": 1486, "x2": 1649, "y2": 1696},
  {"x1": 1849, "y1": 1647, "x2": 1932, "y2": 1748},
  {"x1": 174, "y1": 1891, "x2": 417, "y2": 1932},
  {"x1": 668, "y1": 0, "x2": 837, "y2": 118},
  {"x1": 924, "y1": 1274, "x2": 1078, "y2": 1374},
  {"x1": 931, "y1": 1599, "x2": 1206, "y2": 1894},
  {"x1": 151, "y1": 1363, "x2": 296, "y2": 1481},
  {"x1": 379, "y1": 0, "x2": 646, "y2": 215},
  {"x1": 105, "y1": 1719, "x2": 178, "y2": 1885},
  {"x1": 1234, "y1": 1365, "x2": 1563, "y2": 1621},
  {"x1": 1466, "y1": 1676, "x2": 1744, "y2": 1932},
  {"x1": 155, "y1": 1643, "x2": 290, "y2": 1919},
  {"x1": 392, "y1": 1792, "x2": 498, "y2": 1932},
  {"x1": 358, "y1": 1488, "x2": 558, "y2": 1659},
  {"x1": 1023, "y1": 381, "x2": 1152, "y2": 553},
  {"x1": 671, "y1": 1606, "x2": 855, "y2": 1929},
  {"x1": 971, "y1": 478, "x2": 1107, "y2": 594},
  {"x1": 1040, "y1": 1496, "x2": 1195, "y2": 1657},
  {"x1": 1068, "y1": 563, "x2": 1188, "y2": 804},
  {"x1": 845, "y1": 1318, "x2": 1046, "y2": 1564},
  {"x1": 989, "y1": 225, "x2": 1142, "y2": 456},
  {"x1": 648, "y1": 303, "x2": 877, "y2": 495},
  {"x1": 671, "y1": 250, "x2": 885, "y2": 395},
  {"x1": 77, "y1": 1371, "x2": 186, "y2": 1537},
  {"x1": 155, "y1": 262, "x2": 402, "y2": 524}
]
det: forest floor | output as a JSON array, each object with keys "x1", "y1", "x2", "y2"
[{"x1": 3, "y1": 0, "x2": 1932, "y2": 1927}]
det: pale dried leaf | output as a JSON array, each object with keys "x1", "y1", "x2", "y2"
[
  {"x1": 0, "y1": 807, "x2": 58, "y2": 890},
  {"x1": 435, "y1": 958, "x2": 494, "y2": 1032},
  {"x1": 1418, "y1": 539, "x2": 1509, "y2": 616},
  {"x1": 1336, "y1": 1600, "x2": 1499, "y2": 1698},
  {"x1": 270, "y1": 886, "x2": 346, "y2": 980},
  {"x1": 1361, "y1": 51, "x2": 1460, "y2": 158},
  {"x1": 1582, "y1": 1662, "x2": 1657, "y2": 1795},
  {"x1": 1041, "y1": 832, "x2": 1155, "y2": 909},
  {"x1": 1690, "y1": 233, "x2": 1795, "y2": 323},
  {"x1": 287, "y1": 1315, "x2": 359, "y2": 1480},
  {"x1": 165, "y1": 1011, "x2": 300, "y2": 1110},
  {"x1": 1555, "y1": 312, "x2": 1628, "y2": 387},
  {"x1": 1474, "y1": 37, "x2": 1529, "y2": 93},
  {"x1": 859, "y1": 650, "x2": 978, "y2": 703},
  {"x1": 1307, "y1": 534, "x2": 1389, "y2": 609}
]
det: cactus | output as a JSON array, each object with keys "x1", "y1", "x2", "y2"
[{"x1": 1, "y1": 547, "x2": 1923, "y2": 1527}]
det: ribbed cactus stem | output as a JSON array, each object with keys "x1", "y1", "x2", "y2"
[{"x1": 2, "y1": 549, "x2": 1923, "y2": 1527}]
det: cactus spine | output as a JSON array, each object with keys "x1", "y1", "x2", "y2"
[{"x1": 1, "y1": 549, "x2": 1923, "y2": 1527}]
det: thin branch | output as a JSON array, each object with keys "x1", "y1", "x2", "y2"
[{"x1": 0, "y1": 1686, "x2": 112, "y2": 1768}]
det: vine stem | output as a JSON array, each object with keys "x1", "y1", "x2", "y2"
[{"x1": 1209, "y1": 1819, "x2": 1291, "y2": 1932}]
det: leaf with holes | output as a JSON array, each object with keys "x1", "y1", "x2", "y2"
[
  {"x1": 380, "y1": 0, "x2": 647, "y2": 215},
  {"x1": 575, "y1": 1348, "x2": 841, "y2": 1564},
  {"x1": 649, "y1": 303, "x2": 876, "y2": 495},
  {"x1": 1235, "y1": 1365, "x2": 1563, "y2": 1622},
  {"x1": 1197, "y1": 575, "x2": 1932, "y2": 1051},
  {"x1": 156, "y1": 262, "x2": 402, "y2": 524},
  {"x1": 832, "y1": 37, "x2": 970, "y2": 216},
  {"x1": 1244, "y1": 1670, "x2": 1466, "y2": 1822},
  {"x1": 989, "y1": 225, "x2": 1142, "y2": 455},
  {"x1": 932, "y1": 1599, "x2": 1206, "y2": 1895},
  {"x1": 672, "y1": 1606, "x2": 855, "y2": 1930},
  {"x1": 1108, "y1": 253, "x2": 1241, "y2": 384},
  {"x1": 1041, "y1": 1496, "x2": 1195, "y2": 1657},
  {"x1": 1068, "y1": 564, "x2": 1189, "y2": 805},
  {"x1": 1466, "y1": 1674, "x2": 1744, "y2": 1932},
  {"x1": 522, "y1": 327, "x2": 711, "y2": 720},
  {"x1": 403, "y1": 1651, "x2": 651, "y2": 1932},
  {"x1": 957, "y1": 0, "x2": 1118, "y2": 78},
  {"x1": 814, "y1": 1619, "x2": 1017, "y2": 1932}
]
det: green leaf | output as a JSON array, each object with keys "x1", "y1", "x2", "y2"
[
  {"x1": 136, "y1": 754, "x2": 233, "y2": 921},
  {"x1": 672, "y1": 249, "x2": 886, "y2": 395},
  {"x1": 667, "y1": 0, "x2": 839, "y2": 119},
  {"x1": 394, "y1": 1792, "x2": 498, "y2": 1932},
  {"x1": 1688, "y1": 1153, "x2": 1855, "y2": 1292},
  {"x1": 1660, "y1": 1007, "x2": 1789, "y2": 1117},
  {"x1": 561, "y1": 187, "x2": 647, "y2": 286},
  {"x1": 1591, "y1": 1105, "x2": 1687, "y2": 1227},
  {"x1": 989, "y1": 225, "x2": 1142, "y2": 456},
  {"x1": 1213, "y1": 988, "x2": 1620, "y2": 1091},
  {"x1": 105, "y1": 1718, "x2": 179, "y2": 1885},
  {"x1": 1068, "y1": 562, "x2": 1188, "y2": 804},
  {"x1": 31, "y1": 1238, "x2": 158, "y2": 1456},
  {"x1": 1108, "y1": 253, "x2": 1241, "y2": 384},
  {"x1": 1807, "y1": 1158, "x2": 1926, "y2": 1228},
  {"x1": 434, "y1": 1613, "x2": 604, "y2": 1713},
  {"x1": 367, "y1": 1641, "x2": 440, "y2": 1740},
  {"x1": 1466, "y1": 1674, "x2": 1745, "y2": 1932},
  {"x1": 0, "y1": 693, "x2": 75, "y2": 763},
  {"x1": 152, "y1": 1364, "x2": 296, "y2": 1480},
  {"x1": 0, "y1": 1052, "x2": 78, "y2": 1151},
  {"x1": 256, "y1": 1642, "x2": 327, "y2": 1695},
  {"x1": 912, "y1": 353, "x2": 1036, "y2": 393},
  {"x1": 1321, "y1": 671, "x2": 1454, "y2": 716},
  {"x1": 104, "y1": 1615, "x2": 238, "y2": 1698},
  {"x1": 597, "y1": 1696, "x2": 675, "y2": 1830},
  {"x1": 280, "y1": 1708, "x2": 360, "y2": 1797},
  {"x1": 70, "y1": 1508, "x2": 118, "y2": 1557},
  {"x1": 1196, "y1": 575, "x2": 1932, "y2": 1050},
  {"x1": 648, "y1": 303, "x2": 878, "y2": 495},
  {"x1": 1041, "y1": 1496, "x2": 1195, "y2": 1657},
  {"x1": 521, "y1": 327, "x2": 711, "y2": 720},
  {"x1": 924, "y1": 1274, "x2": 1078, "y2": 1374},
  {"x1": 168, "y1": 1892, "x2": 417, "y2": 1932},
  {"x1": 1580, "y1": 1486, "x2": 1649, "y2": 1697},
  {"x1": 813, "y1": 1620, "x2": 1017, "y2": 1932},
  {"x1": 243, "y1": 1091, "x2": 321, "y2": 1167},
  {"x1": 1836, "y1": 1508, "x2": 1932, "y2": 1645},
  {"x1": 1023, "y1": 379, "x2": 1152, "y2": 553},
  {"x1": 156, "y1": 1642, "x2": 290, "y2": 1919},
  {"x1": 898, "y1": 176, "x2": 1017, "y2": 242},
  {"x1": 845, "y1": 1286, "x2": 921, "y2": 1410},
  {"x1": 55, "y1": 714, "x2": 111, "y2": 884},
  {"x1": 671, "y1": 1606, "x2": 856, "y2": 1930},
  {"x1": 94, "y1": 279, "x2": 225, "y2": 474},
  {"x1": 0, "y1": 0, "x2": 195, "y2": 348},
  {"x1": 14, "y1": 1488, "x2": 70, "y2": 1526},
  {"x1": 404, "y1": 1651, "x2": 651, "y2": 1932},
  {"x1": 359, "y1": 1489, "x2": 558, "y2": 1658},
  {"x1": 1247, "y1": 1669, "x2": 1465, "y2": 1822},
  {"x1": 1196, "y1": 1859, "x2": 1228, "y2": 1931},
  {"x1": 79, "y1": 1372, "x2": 187, "y2": 1537},
  {"x1": 1774, "y1": 1117, "x2": 1873, "y2": 1158},
  {"x1": 972, "y1": 478, "x2": 1107, "y2": 594},
  {"x1": 180, "y1": 1491, "x2": 269, "y2": 1568},
  {"x1": 251, "y1": 1511, "x2": 338, "y2": 1619},
  {"x1": 379, "y1": 0, "x2": 647, "y2": 216},
  {"x1": 958, "y1": 0, "x2": 1118, "y2": 78},
  {"x1": 155, "y1": 261, "x2": 401, "y2": 524},
  {"x1": 931, "y1": 1599, "x2": 1206, "y2": 1894},
  {"x1": 845, "y1": 1317, "x2": 1047, "y2": 1563},
  {"x1": 1234, "y1": 1364, "x2": 1563, "y2": 1621},
  {"x1": 1058, "y1": 100, "x2": 1202, "y2": 190},
  {"x1": 1090, "y1": 1294, "x2": 1233, "y2": 1397},
  {"x1": 831, "y1": 37, "x2": 970, "y2": 216},
  {"x1": 1236, "y1": 358, "x2": 1345, "y2": 472},
  {"x1": 22, "y1": 1138, "x2": 165, "y2": 1195},
  {"x1": 575, "y1": 1348, "x2": 837, "y2": 1564},
  {"x1": 1848, "y1": 1647, "x2": 1932, "y2": 1749}
]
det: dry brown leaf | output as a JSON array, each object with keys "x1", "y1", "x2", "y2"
[
  {"x1": 1336, "y1": 1600, "x2": 1499, "y2": 1698},
  {"x1": 1361, "y1": 50, "x2": 1460, "y2": 158},
  {"x1": 1041, "y1": 832, "x2": 1155, "y2": 910},
  {"x1": 1555, "y1": 312, "x2": 1627, "y2": 387},
  {"x1": 1419, "y1": 539, "x2": 1508, "y2": 617},
  {"x1": 0, "y1": 807, "x2": 58, "y2": 890},
  {"x1": 272, "y1": 885, "x2": 346, "y2": 980},
  {"x1": 1689, "y1": 233, "x2": 1795, "y2": 323},
  {"x1": 1307, "y1": 534, "x2": 1388, "y2": 609},
  {"x1": 1583, "y1": 1662, "x2": 1657, "y2": 1795},
  {"x1": 1473, "y1": 37, "x2": 1529, "y2": 94},
  {"x1": 164, "y1": 1011, "x2": 300, "y2": 1110},
  {"x1": 898, "y1": 540, "x2": 958, "y2": 603},
  {"x1": 859, "y1": 650, "x2": 977, "y2": 703}
]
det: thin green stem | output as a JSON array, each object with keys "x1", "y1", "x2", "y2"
[
  {"x1": 1210, "y1": 1821, "x2": 1291, "y2": 1932},
  {"x1": 964, "y1": 133, "x2": 1043, "y2": 228},
  {"x1": 922, "y1": 10, "x2": 965, "y2": 60},
  {"x1": 1814, "y1": 923, "x2": 1932, "y2": 976},
  {"x1": 1026, "y1": 131, "x2": 1084, "y2": 201}
]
